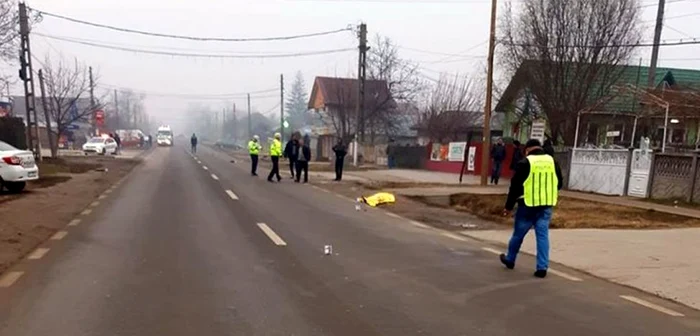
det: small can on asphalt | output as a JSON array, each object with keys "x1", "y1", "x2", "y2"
[{"x1": 324, "y1": 245, "x2": 333, "y2": 255}]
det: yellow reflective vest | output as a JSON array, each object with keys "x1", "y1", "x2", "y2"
[
  {"x1": 270, "y1": 139, "x2": 282, "y2": 157},
  {"x1": 522, "y1": 155, "x2": 558, "y2": 207},
  {"x1": 248, "y1": 141, "x2": 261, "y2": 155}
]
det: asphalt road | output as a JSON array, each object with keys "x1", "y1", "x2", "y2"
[{"x1": 1, "y1": 145, "x2": 699, "y2": 335}]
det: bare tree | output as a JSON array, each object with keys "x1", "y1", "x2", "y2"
[
  {"x1": 111, "y1": 89, "x2": 146, "y2": 130},
  {"x1": 500, "y1": 0, "x2": 641, "y2": 144},
  {"x1": 366, "y1": 35, "x2": 425, "y2": 143},
  {"x1": 0, "y1": 0, "x2": 19, "y2": 93},
  {"x1": 420, "y1": 74, "x2": 483, "y2": 143},
  {"x1": 42, "y1": 56, "x2": 102, "y2": 157}
]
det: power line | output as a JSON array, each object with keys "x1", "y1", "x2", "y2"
[
  {"x1": 500, "y1": 37, "x2": 700, "y2": 48},
  {"x1": 96, "y1": 84, "x2": 279, "y2": 99},
  {"x1": 34, "y1": 33, "x2": 355, "y2": 59},
  {"x1": 30, "y1": 7, "x2": 353, "y2": 42}
]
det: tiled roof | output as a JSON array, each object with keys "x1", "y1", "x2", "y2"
[{"x1": 308, "y1": 76, "x2": 395, "y2": 110}]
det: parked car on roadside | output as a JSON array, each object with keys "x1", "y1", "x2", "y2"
[
  {"x1": 83, "y1": 136, "x2": 118, "y2": 155},
  {"x1": 0, "y1": 140, "x2": 39, "y2": 193}
]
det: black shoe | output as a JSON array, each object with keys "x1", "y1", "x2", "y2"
[
  {"x1": 303, "y1": 180, "x2": 308, "y2": 184},
  {"x1": 534, "y1": 270, "x2": 547, "y2": 278},
  {"x1": 499, "y1": 254, "x2": 515, "y2": 269},
  {"x1": 294, "y1": 179, "x2": 300, "y2": 183},
  {"x1": 267, "y1": 179, "x2": 274, "y2": 183}
]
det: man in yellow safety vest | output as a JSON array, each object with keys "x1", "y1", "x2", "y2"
[
  {"x1": 248, "y1": 135, "x2": 262, "y2": 176},
  {"x1": 267, "y1": 133, "x2": 282, "y2": 182},
  {"x1": 500, "y1": 138, "x2": 563, "y2": 278}
]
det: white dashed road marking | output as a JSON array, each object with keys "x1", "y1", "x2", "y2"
[
  {"x1": 386, "y1": 212, "x2": 401, "y2": 219},
  {"x1": 50, "y1": 231, "x2": 68, "y2": 240},
  {"x1": 225, "y1": 190, "x2": 239, "y2": 200},
  {"x1": 80, "y1": 209, "x2": 92, "y2": 216},
  {"x1": 0, "y1": 272, "x2": 23, "y2": 288},
  {"x1": 549, "y1": 269, "x2": 583, "y2": 282},
  {"x1": 27, "y1": 248, "x2": 50, "y2": 260},
  {"x1": 68, "y1": 219, "x2": 81, "y2": 227},
  {"x1": 441, "y1": 232, "x2": 468, "y2": 242},
  {"x1": 211, "y1": 174, "x2": 219, "y2": 180},
  {"x1": 481, "y1": 247, "x2": 502, "y2": 255},
  {"x1": 620, "y1": 295, "x2": 685, "y2": 317},
  {"x1": 90, "y1": 201, "x2": 100, "y2": 207},
  {"x1": 409, "y1": 220, "x2": 430, "y2": 229},
  {"x1": 98, "y1": 195, "x2": 107, "y2": 200},
  {"x1": 203, "y1": 166, "x2": 209, "y2": 170},
  {"x1": 257, "y1": 223, "x2": 287, "y2": 246}
]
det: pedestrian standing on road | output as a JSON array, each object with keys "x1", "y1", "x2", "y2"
[
  {"x1": 510, "y1": 140, "x2": 524, "y2": 172},
  {"x1": 500, "y1": 139, "x2": 563, "y2": 278},
  {"x1": 332, "y1": 138, "x2": 347, "y2": 181},
  {"x1": 267, "y1": 133, "x2": 282, "y2": 182},
  {"x1": 113, "y1": 133, "x2": 121, "y2": 155},
  {"x1": 490, "y1": 138, "x2": 506, "y2": 185},
  {"x1": 190, "y1": 133, "x2": 198, "y2": 153},
  {"x1": 294, "y1": 138, "x2": 311, "y2": 183},
  {"x1": 248, "y1": 135, "x2": 262, "y2": 176},
  {"x1": 284, "y1": 132, "x2": 300, "y2": 179},
  {"x1": 139, "y1": 134, "x2": 145, "y2": 148}
]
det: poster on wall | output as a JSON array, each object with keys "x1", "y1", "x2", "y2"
[
  {"x1": 440, "y1": 145, "x2": 448, "y2": 161},
  {"x1": 467, "y1": 146, "x2": 476, "y2": 171},
  {"x1": 448, "y1": 142, "x2": 467, "y2": 162},
  {"x1": 430, "y1": 143, "x2": 442, "y2": 161}
]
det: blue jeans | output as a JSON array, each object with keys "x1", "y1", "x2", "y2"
[{"x1": 505, "y1": 205, "x2": 553, "y2": 271}]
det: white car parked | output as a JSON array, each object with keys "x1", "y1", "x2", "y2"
[
  {"x1": 83, "y1": 137, "x2": 118, "y2": 155},
  {"x1": 0, "y1": 141, "x2": 39, "y2": 193}
]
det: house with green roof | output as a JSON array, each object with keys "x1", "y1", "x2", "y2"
[{"x1": 495, "y1": 61, "x2": 700, "y2": 149}]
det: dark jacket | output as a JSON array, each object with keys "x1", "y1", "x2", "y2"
[
  {"x1": 491, "y1": 144, "x2": 506, "y2": 162},
  {"x1": 505, "y1": 148, "x2": 563, "y2": 210},
  {"x1": 284, "y1": 140, "x2": 298, "y2": 159},
  {"x1": 296, "y1": 144, "x2": 311, "y2": 161},
  {"x1": 332, "y1": 143, "x2": 347, "y2": 159},
  {"x1": 510, "y1": 146, "x2": 524, "y2": 171},
  {"x1": 190, "y1": 136, "x2": 197, "y2": 146}
]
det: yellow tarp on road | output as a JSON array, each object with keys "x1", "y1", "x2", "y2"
[{"x1": 360, "y1": 192, "x2": 396, "y2": 207}]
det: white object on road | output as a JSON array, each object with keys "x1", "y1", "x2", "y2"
[
  {"x1": 0, "y1": 140, "x2": 39, "y2": 193},
  {"x1": 324, "y1": 245, "x2": 333, "y2": 255}
]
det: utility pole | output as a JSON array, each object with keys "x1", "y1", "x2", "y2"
[
  {"x1": 114, "y1": 89, "x2": 119, "y2": 130},
  {"x1": 38, "y1": 70, "x2": 55, "y2": 158},
  {"x1": 247, "y1": 93, "x2": 252, "y2": 139},
  {"x1": 354, "y1": 22, "x2": 368, "y2": 166},
  {"x1": 480, "y1": 0, "x2": 498, "y2": 186},
  {"x1": 648, "y1": 0, "x2": 666, "y2": 87},
  {"x1": 233, "y1": 102, "x2": 237, "y2": 140},
  {"x1": 89, "y1": 66, "x2": 95, "y2": 134},
  {"x1": 18, "y1": 2, "x2": 40, "y2": 159},
  {"x1": 280, "y1": 74, "x2": 284, "y2": 143}
]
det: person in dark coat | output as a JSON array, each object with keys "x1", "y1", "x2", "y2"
[
  {"x1": 294, "y1": 138, "x2": 311, "y2": 183},
  {"x1": 510, "y1": 140, "x2": 524, "y2": 172},
  {"x1": 113, "y1": 133, "x2": 121, "y2": 155},
  {"x1": 332, "y1": 138, "x2": 348, "y2": 181},
  {"x1": 490, "y1": 138, "x2": 506, "y2": 185},
  {"x1": 283, "y1": 133, "x2": 299, "y2": 179}
]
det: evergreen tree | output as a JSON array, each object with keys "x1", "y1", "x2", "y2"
[{"x1": 285, "y1": 71, "x2": 309, "y2": 133}]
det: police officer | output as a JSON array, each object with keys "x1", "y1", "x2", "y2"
[
  {"x1": 500, "y1": 139, "x2": 563, "y2": 278},
  {"x1": 267, "y1": 133, "x2": 282, "y2": 182},
  {"x1": 248, "y1": 135, "x2": 262, "y2": 176}
]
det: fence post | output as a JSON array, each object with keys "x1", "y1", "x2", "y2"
[
  {"x1": 623, "y1": 148, "x2": 634, "y2": 196},
  {"x1": 689, "y1": 152, "x2": 700, "y2": 203},
  {"x1": 564, "y1": 148, "x2": 573, "y2": 189},
  {"x1": 646, "y1": 152, "x2": 657, "y2": 199}
]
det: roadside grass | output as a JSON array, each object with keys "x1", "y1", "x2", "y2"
[{"x1": 440, "y1": 193, "x2": 700, "y2": 229}]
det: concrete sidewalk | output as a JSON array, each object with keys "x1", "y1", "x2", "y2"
[{"x1": 463, "y1": 228, "x2": 700, "y2": 310}]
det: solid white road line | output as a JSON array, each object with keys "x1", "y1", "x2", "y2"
[
  {"x1": 225, "y1": 190, "x2": 239, "y2": 200},
  {"x1": 27, "y1": 248, "x2": 50, "y2": 260},
  {"x1": 549, "y1": 269, "x2": 583, "y2": 282},
  {"x1": 257, "y1": 223, "x2": 287, "y2": 246},
  {"x1": 481, "y1": 247, "x2": 502, "y2": 255},
  {"x1": 211, "y1": 174, "x2": 219, "y2": 180},
  {"x1": 0, "y1": 271, "x2": 23, "y2": 288},
  {"x1": 410, "y1": 220, "x2": 431, "y2": 229},
  {"x1": 80, "y1": 209, "x2": 92, "y2": 216},
  {"x1": 620, "y1": 295, "x2": 685, "y2": 317},
  {"x1": 441, "y1": 232, "x2": 468, "y2": 242},
  {"x1": 203, "y1": 166, "x2": 209, "y2": 170},
  {"x1": 50, "y1": 231, "x2": 68, "y2": 240},
  {"x1": 68, "y1": 219, "x2": 81, "y2": 227}
]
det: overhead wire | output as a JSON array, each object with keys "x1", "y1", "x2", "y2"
[
  {"x1": 30, "y1": 7, "x2": 353, "y2": 42},
  {"x1": 96, "y1": 83, "x2": 279, "y2": 99},
  {"x1": 34, "y1": 33, "x2": 356, "y2": 59}
]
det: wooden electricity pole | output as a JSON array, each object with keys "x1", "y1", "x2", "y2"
[{"x1": 480, "y1": 0, "x2": 498, "y2": 186}]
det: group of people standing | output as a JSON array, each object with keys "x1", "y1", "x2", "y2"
[{"x1": 247, "y1": 133, "x2": 349, "y2": 183}]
